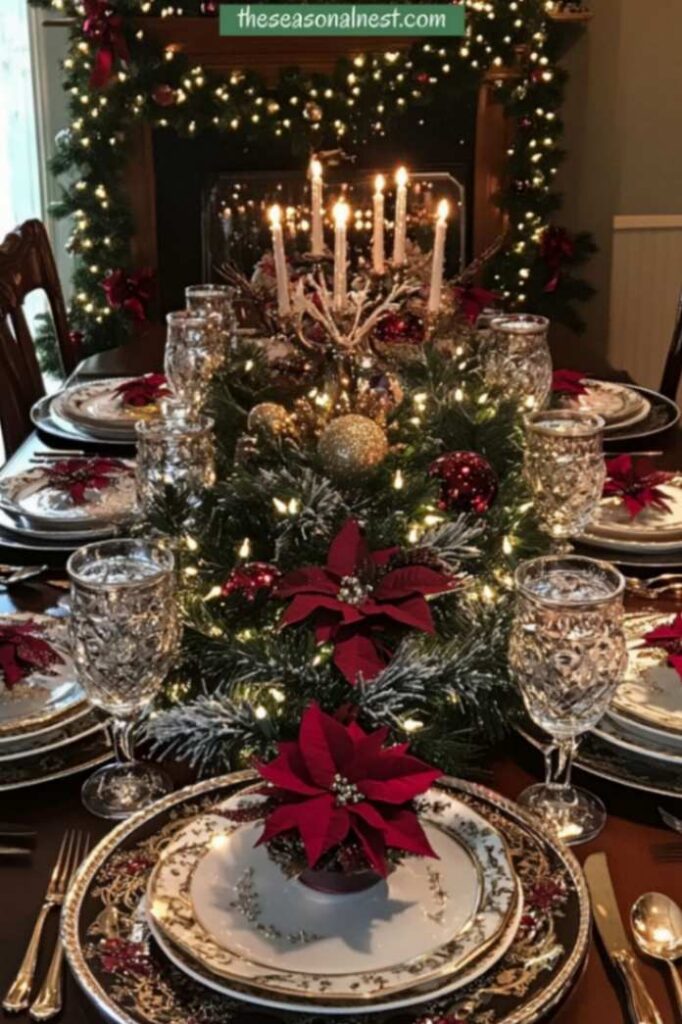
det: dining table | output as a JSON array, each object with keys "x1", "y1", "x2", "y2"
[{"x1": 1, "y1": 328, "x2": 681, "y2": 1024}]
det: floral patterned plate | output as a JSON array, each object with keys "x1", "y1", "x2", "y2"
[
  {"x1": 581, "y1": 478, "x2": 682, "y2": 545},
  {"x1": 561, "y1": 379, "x2": 650, "y2": 428},
  {"x1": 0, "y1": 462, "x2": 136, "y2": 531},
  {"x1": 0, "y1": 613, "x2": 86, "y2": 740},
  {"x1": 146, "y1": 786, "x2": 520, "y2": 1013},
  {"x1": 30, "y1": 394, "x2": 133, "y2": 449},
  {"x1": 52, "y1": 379, "x2": 161, "y2": 440},
  {"x1": 61, "y1": 773, "x2": 590, "y2": 1024},
  {"x1": 0, "y1": 727, "x2": 111, "y2": 791}
]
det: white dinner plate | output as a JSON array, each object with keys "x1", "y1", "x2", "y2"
[{"x1": 0, "y1": 462, "x2": 136, "y2": 531}]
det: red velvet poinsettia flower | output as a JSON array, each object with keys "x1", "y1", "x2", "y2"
[
  {"x1": 256, "y1": 702, "x2": 441, "y2": 874},
  {"x1": 453, "y1": 285, "x2": 500, "y2": 325},
  {"x1": 114, "y1": 374, "x2": 170, "y2": 408},
  {"x1": 46, "y1": 457, "x2": 129, "y2": 506},
  {"x1": 0, "y1": 621, "x2": 63, "y2": 690},
  {"x1": 275, "y1": 520, "x2": 458, "y2": 684},
  {"x1": 540, "y1": 225, "x2": 576, "y2": 293},
  {"x1": 83, "y1": 0, "x2": 130, "y2": 91},
  {"x1": 642, "y1": 614, "x2": 682, "y2": 680},
  {"x1": 101, "y1": 269, "x2": 154, "y2": 322},
  {"x1": 603, "y1": 455, "x2": 674, "y2": 519},
  {"x1": 552, "y1": 369, "x2": 588, "y2": 396}
]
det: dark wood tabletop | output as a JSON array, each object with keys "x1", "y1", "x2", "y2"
[{"x1": 1, "y1": 331, "x2": 681, "y2": 1024}]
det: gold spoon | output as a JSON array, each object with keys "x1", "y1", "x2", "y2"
[{"x1": 632, "y1": 892, "x2": 682, "y2": 1019}]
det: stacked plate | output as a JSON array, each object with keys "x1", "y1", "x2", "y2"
[
  {"x1": 62, "y1": 773, "x2": 590, "y2": 1024},
  {"x1": 558, "y1": 379, "x2": 679, "y2": 443},
  {"x1": 592, "y1": 611, "x2": 682, "y2": 778},
  {"x1": 578, "y1": 476, "x2": 682, "y2": 568},
  {"x1": 0, "y1": 459, "x2": 137, "y2": 553},
  {"x1": 0, "y1": 612, "x2": 110, "y2": 792},
  {"x1": 32, "y1": 377, "x2": 165, "y2": 447}
]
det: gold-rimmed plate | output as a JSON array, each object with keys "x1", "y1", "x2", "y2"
[
  {"x1": 146, "y1": 786, "x2": 520, "y2": 1013},
  {"x1": 0, "y1": 462, "x2": 136, "y2": 531}
]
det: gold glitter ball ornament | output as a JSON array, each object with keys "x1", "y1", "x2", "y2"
[
  {"x1": 247, "y1": 402, "x2": 292, "y2": 437},
  {"x1": 318, "y1": 415, "x2": 388, "y2": 477}
]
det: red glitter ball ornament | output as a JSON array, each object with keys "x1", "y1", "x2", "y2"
[
  {"x1": 152, "y1": 84, "x2": 177, "y2": 107},
  {"x1": 429, "y1": 451, "x2": 498, "y2": 515},
  {"x1": 374, "y1": 311, "x2": 425, "y2": 346},
  {"x1": 221, "y1": 562, "x2": 280, "y2": 602}
]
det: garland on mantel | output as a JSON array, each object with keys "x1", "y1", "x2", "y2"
[{"x1": 30, "y1": 0, "x2": 595, "y2": 371}]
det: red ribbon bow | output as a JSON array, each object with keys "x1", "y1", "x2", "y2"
[
  {"x1": 114, "y1": 373, "x2": 169, "y2": 408},
  {"x1": 552, "y1": 369, "x2": 588, "y2": 396},
  {"x1": 256, "y1": 702, "x2": 441, "y2": 875},
  {"x1": 642, "y1": 614, "x2": 682, "y2": 680},
  {"x1": 540, "y1": 226, "x2": 576, "y2": 293},
  {"x1": 0, "y1": 621, "x2": 63, "y2": 690},
  {"x1": 603, "y1": 455, "x2": 674, "y2": 519},
  {"x1": 101, "y1": 268, "x2": 154, "y2": 322},
  {"x1": 453, "y1": 285, "x2": 501, "y2": 325},
  {"x1": 46, "y1": 457, "x2": 128, "y2": 506},
  {"x1": 275, "y1": 519, "x2": 458, "y2": 684},
  {"x1": 83, "y1": 0, "x2": 130, "y2": 90}
]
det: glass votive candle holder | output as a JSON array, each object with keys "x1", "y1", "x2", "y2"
[
  {"x1": 135, "y1": 404, "x2": 216, "y2": 516},
  {"x1": 165, "y1": 311, "x2": 221, "y2": 413},
  {"x1": 523, "y1": 409, "x2": 605, "y2": 549},
  {"x1": 482, "y1": 314, "x2": 552, "y2": 410}
]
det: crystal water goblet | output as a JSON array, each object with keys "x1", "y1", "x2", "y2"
[
  {"x1": 482, "y1": 314, "x2": 552, "y2": 409},
  {"x1": 67, "y1": 538, "x2": 179, "y2": 820},
  {"x1": 185, "y1": 283, "x2": 236, "y2": 360},
  {"x1": 524, "y1": 409, "x2": 605, "y2": 552},
  {"x1": 508, "y1": 555, "x2": 626, "y2": 844},
  {"x1": 165, "y1": 310, "x2": 221, "y2": 414},
  {"x1": 135, "y1": 403, "x2": 215, "y2": 517}
]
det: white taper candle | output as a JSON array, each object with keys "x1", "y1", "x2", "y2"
[
  {"x1": 428, "y1": 199, "x2": 449, "y2": 315},
  {"x1": 332, "y1": 199, "x2": 350, "y2": 312},
  {"x1": 310, "y1": 158, "x2": 324, "y2": 256},
  {"x1": 268, "y1": 204, "x2": 291, "y2": 316},
  {"x1": 372, "y1": 174, "x2": 385, "y2": 275},
  {"x1": 392, "y1": 166, "x2": 409, "y2": 265}
]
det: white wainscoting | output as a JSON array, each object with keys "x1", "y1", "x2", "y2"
[{"x1": 608, "y1": 215, "x2": 682, "y2": 398}]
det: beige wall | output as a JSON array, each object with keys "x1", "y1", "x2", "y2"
[{"x1": 557, "y1": 0, "x2": 682, "y2": 353}]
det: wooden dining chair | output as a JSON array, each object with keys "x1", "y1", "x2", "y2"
[
  {"x1": 0, "y1": 219, "x2": 80, "y2": 457},
  {"x1": 659, "y1": 287, "x2": 682, "y2": 401}
]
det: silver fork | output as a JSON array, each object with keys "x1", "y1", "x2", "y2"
[
  {"x1": 29, "y1": 834, "x2": 90, "y2": 1021},
  {"x1": 2, "y1": 830, "x2": 83, "y2": 1013},
  {"x1": 659, "y1": 806, "x2": 682, "y2": 833}
]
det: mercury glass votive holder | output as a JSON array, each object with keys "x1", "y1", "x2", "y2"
[
  {"x1": 135, "y1": 404, "x2": 216, "y2": 516},
  {"x1": 482, "y1": 314, "x2": 552, "y2": 410},
  {"x1": 524, "y1": 409, "x2": 605, "y2": 550}
]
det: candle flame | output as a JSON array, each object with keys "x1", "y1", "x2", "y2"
[
  {"x1": 395, "y1": 166, "x2": 409, "y2": 188},
  {"x1": 437, "y1": 199, "x2": 449, "y2": 221},
  {"x1": 332, "y1": 200, "x2": 350, "y2": 225},
  {"x1": 268, "y1": 204, "x2": 282, "y2": 226},
  {"x1": 375, "y1": 173, "x2": 385, "y2": 194},
  {"x1": 310, "y1": 158, "x2": 323, "y2": 181}
]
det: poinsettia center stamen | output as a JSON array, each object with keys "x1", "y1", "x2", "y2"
[
  {"x1": 337, "y1": 575, "x2": 372, "y2": 606},
  {"x1": 331, "y1": 773, "x2": 363, "y2": 806}
]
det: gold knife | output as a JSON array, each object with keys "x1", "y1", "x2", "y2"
[{"x1": 584, "y1": 852, "x2": 663, "y2": 1024}]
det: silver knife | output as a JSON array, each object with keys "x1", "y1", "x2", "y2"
[{"x1": 584, "y1": 853, "x2": 663, "y2": 1024}]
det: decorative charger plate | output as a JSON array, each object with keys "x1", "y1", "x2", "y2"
[
  {"x1": 0, "y1": 613, "x2": 86, "y2": 739},
  {"x1": 603, "y1": 385, "x2": 680, "y2": 444},
  {"x1": 0, "y1": 708, "x2": 106, "y2": 764},
  {"x1": 608, "y1": 612, "x2": 682, "y2": 742},
  {"x1": 31, "y1": 394, "x2": 133, "y2": 449},
  {"x1": 52, "y1": 379, "x2": 159, "y2": 439},
  {"x1": 0, "y1": 463, "x2": 136, "y2": 531},
  {"x1": 62, "y1": 772, "x2": 590, "y2": 1024},
  {"x1": 146, "y1": 786, "x2": 520, "y2": 1013},
  {"x1": 594, "y1": 715, "x2": 682, "y2": 767},
  {"x1": 0, "y1": 727, "x2": 111, "y2": 792}
]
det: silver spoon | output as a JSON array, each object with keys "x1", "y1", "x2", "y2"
[
  {"x1": 0, "y1": 565, "x2": 49, "y2": 588},
  {"x1": 632, "y1": 892, "x2": 682, "y2": 1018}
]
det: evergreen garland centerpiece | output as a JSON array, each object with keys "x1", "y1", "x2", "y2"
[{"x1": 145, "y1": 176, "x2": 549, "y2": 778}]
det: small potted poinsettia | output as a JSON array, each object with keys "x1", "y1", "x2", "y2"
[{"x1": 255, "y1": 702, "x2": 442, "y2": 894}]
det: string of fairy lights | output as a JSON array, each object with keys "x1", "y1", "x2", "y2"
[{"x1": 31, "y1": 0, "x2": 593, "y2": 358}]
